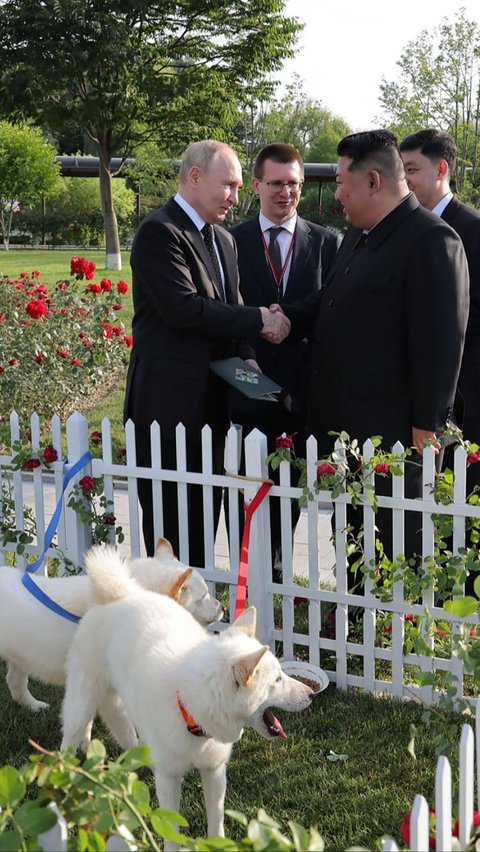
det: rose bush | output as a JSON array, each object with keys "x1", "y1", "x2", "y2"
[{"x1": 0, "y1": 257, "x2": 132, "y2": 423}]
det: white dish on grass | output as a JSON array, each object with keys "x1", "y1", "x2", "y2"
[{"x1": 280, "y1": 660, "x2": 329, "y2": 693}]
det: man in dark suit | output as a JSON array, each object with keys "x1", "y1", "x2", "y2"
[
  {"x1": 285, "y1": 129, "x2": 470, "y2": 586},
  {"x1": 400, "y1": 128, "x2": 480, "y2": 592},
  {"x1": 400, "y1": 129, "x2": 480, "y2": 470},
  {"x1": 230, "y1": 142, "x2": 339, "y2": 577},
  {"x1": 124, "y1": 139, "x2": 291, "y2": 565}
]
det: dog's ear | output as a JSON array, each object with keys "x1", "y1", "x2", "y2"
[
  {"x1": 231, "y1": 606, "x2": 256, "y2": 637},
  {"x1": 233, "y1": 645, "x2": 269, "y2": 687},
  {"x1": 154, "y1": 537, "x2": 175, "y2": 560},
  {"x1": 169, "y1": 568, "x2": 193, "y2": 600}
]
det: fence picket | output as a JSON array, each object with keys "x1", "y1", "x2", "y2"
[
  {"x1": 1, "y1": 411, "x2": 479, "y2": 710},
  {"x1": 435, "y1": 755, "x2": 452, "y2": 851},
  {"x1": 459, "y1": 724, "x2": 475, "y2": 849}
]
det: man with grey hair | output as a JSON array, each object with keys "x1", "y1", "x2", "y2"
[{"x1": 124, "y1": 139, "x2": 290, "y2": 564}]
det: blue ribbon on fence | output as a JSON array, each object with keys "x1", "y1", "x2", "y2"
[{"x1": 21, "y1": 451, "x2": 93, "y2": 624}]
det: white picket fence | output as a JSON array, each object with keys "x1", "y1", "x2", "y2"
[
  {"x1": 1, "y1": 409, "x2": 479, "y2": 705},
  {"x1": 380, "y1": 718, "x2": 479, "y2": 851}
]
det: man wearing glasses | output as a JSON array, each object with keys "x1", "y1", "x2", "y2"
[{"x1": 230, "y1": 142, "x2": 339, "y2": 580}]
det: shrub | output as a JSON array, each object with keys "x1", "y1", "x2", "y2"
[{"x1": 0, "y1": 257, "x2": 132, "y2": 424}]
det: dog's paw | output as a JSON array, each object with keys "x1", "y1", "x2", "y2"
[{"x1": 28, "y1": 698, "x2": 50, "y2": 712}]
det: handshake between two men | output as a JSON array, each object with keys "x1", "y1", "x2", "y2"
[{"x1": 259, "y1": 303, "x2": 290, "y2": 344}]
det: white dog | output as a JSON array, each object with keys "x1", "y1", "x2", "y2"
[
  {"x1": 61, "y1": 547, "x2": 313, "y2": 848},
  {"x1": 0, "y1": 538, "x2": 223, "y2": 711}
]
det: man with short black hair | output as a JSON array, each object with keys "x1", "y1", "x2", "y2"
[
  {"x1": 285, "y1": 129, "x2": 470, "y2": 584},
  {"x1": 400, "y1": 128, "x2": 480, "y2": 472},
  {"x1": 230, "y1": 142, "x2": 339, "y2": 577}
]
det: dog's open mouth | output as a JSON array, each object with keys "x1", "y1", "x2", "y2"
[{"x1": 263, "y1": 708, "x2": 287, "y2": 739}]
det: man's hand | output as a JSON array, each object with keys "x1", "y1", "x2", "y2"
[
  {"x1": 412, "y1": 426, "x2": 441, "y2": 455},
  {"x1": 260, "y1": 306, "x2": 291, "y2": 344}
]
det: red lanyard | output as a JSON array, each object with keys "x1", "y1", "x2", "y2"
[{"x1": 260, "y1": 227, "x2": 295, "y2": 291}]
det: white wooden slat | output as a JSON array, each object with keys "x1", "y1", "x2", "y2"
[
  {"x1": 391, "y1": 442, "x2": 406, "y2": 699},
  {"x1": 100, "y1": 416, "x2": 116, "y2": 546},
  {"x1": 175, "y1": 423, "x2": 190, "y2": 565},
  {"x1": 410, "y1": 794, "x2": 430, "y2": 851},
  {"x1": 362, "y1": 440, "x2": 376, "y2": 694},
  {"x1": 201, "y1": 424, "x2": 215, "y2": 570},
  {"x1": 150, "y1": 420, "x2": 165, "y2": 554},
  {"x1": 435, "y1": 755, "x2": 452, "y2": 851},
  {"x1": 124, "y1": 418, "x2": 143, "y2": 557},
  {"x1": 458, "y1": 724, "x2": 474, "y2": 850}
]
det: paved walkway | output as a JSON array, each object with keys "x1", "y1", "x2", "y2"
[{"x1": 21, "y1": 479, "x2": 336, "y2": 586}]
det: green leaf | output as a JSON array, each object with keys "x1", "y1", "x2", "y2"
[
  {"x1": 117, "y1": 745, "x2": 152, "y2": 771},
  {"x1": 86, "y1": 739, "x2": 106, "y2": 761},
  {"x1": 289, "y1": 821, "x2": 317, "y2": 851},
  {"x1": 151, "y1": 810, "x2": 189, "y2": 841},
  {"x1": 326, "y1": 750, "x2": 349, "y2": 762},
  {"x1": 14, "y1": 800, "x2": 58, "y2": 835},
  {"x1": 0, "y1": 766, "x2": 26, "y2": 808},
  {"x1": 444, "y1": 597, "x2": 478, "y2": 617},
  {"x1": 0, "y1": 829, "x2": 22, "y2": 851}
]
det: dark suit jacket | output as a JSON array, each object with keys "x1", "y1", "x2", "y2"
[
  {"x1": 124, "y1": 198, "x2": 263, "y2": 442},
  {"x1": 287, "y1": 193, "x2": 470, "y2": 454},
  {"x1": 229, "y1": 215, "x2": 339, "y2": 424},
  {"x1": 442, "y1": 196, "x2": 480, "y2": 418}
]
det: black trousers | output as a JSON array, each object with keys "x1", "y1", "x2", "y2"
[{"x1": 136, "y1": 431, "x2": 225, "y2": 568}]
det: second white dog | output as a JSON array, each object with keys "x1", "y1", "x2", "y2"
[
  {"x1": 0, "y1": 538, "x2": 223, "y2": 711},
  {"x1": 61, "y1": 546, "x2": 314, "y2": 848}
]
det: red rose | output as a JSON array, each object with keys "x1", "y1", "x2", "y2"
[
  {"x1": 317, "y1": 462, "x2": 336, "y2": 477},
  {"x1": 8, "y1": 358, "x2": 19, "y2": 366},
  {"x1": 374, "y1": 461, "x2": 390, "y2": 474},
  {"x1": 124, "y1": 335, "x2": 133, "y2": 347},
  {"x1": 88, "y1": 283, "x2": 102, "y2": 294},
  {"x1": 117, "y1": 280, "x2": 128, "y2": 295},
  {"x1": 0, "y1": 366, "x2": 4, "y2": 373},
  {"x1": 112, "y1": 303, "x2": 122, "y2": 311},
  {"x1": 100, "y1": 278, "x2": 113, "y2": 292},
  {"x1": 117, "y1": 447, "x2": 127, "y2": 458},
  {"x1": 23, "y1": 458, "x2": 41, "y2": 471},
  {"x1": 71, "y1": 358, "x2": 82, "y2": 366},
  {"x1": 90, "y1": 430, "x2": 102, "y2": 446},
  {"x1": 31, "y1": 270, "x2": 40, "y2": 278},
  {"x1": 56, "y1": 348, "x2": 70, "y2": 359},
  {"x1": 103, "y1": 514, "x2": 116, "y2": 526},
  {"x1": 79, "y1": 476, "x2": 96, "y2": 493},
  {"x1": 400, "y1": 810, "x2": 436, "y2": 849},
  {"x1": 275, "y1": 434, "x2": 294, "y2": 450},
  {"x1": 453, "y1": 810, "x2": 480, "y2": 838},
  {"x1": 43, "y1": 445, "x2": 58, "y2": 463},
  {"x1": 467, "y1": 450, "x2": 480, "y2": 464},
  {"x1": 57, "y1": 282, "x2": 68, "y2": 291}
]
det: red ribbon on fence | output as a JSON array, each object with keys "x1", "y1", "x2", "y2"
[{"x1": 234, "y1": 480, "x2": 273, "y2": 620}]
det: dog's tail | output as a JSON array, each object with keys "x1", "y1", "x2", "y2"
[{"x1": 85, "y1": 545, "x2": 140, "y2": 605}]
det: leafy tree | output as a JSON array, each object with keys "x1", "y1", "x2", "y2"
[
  {"x1": 233, "y1": 76, "x2": 350, "y2": 226},
  {"x1": 0, "y1": 122, "x2": 60, "y2": 249},
  {"x1": 0, "y1": 0, "x2": 301, "y2": 269},
  {"x1": 377, "y1": 8, "x2": 480, "y2": 204}
]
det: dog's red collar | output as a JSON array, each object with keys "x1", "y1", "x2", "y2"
[{"x1": 177, "y1": 692, "x2": 208, "y2": 738}]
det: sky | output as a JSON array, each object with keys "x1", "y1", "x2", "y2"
[{"x1": 278, "y1": 0, "x2": 480, "y2": 131}]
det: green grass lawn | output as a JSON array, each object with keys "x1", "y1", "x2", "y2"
[{"x1": 0, "y1": 659, "x2": 454, "y2": 850}]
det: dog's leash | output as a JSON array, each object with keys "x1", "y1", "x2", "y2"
[
  {"x1": 234, "y1": 479, "x2": 273, "y2": 619},
  {"x1": 21, "y1": 451, "x2": 92, "y2": 623}
]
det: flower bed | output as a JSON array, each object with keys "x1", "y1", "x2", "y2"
[{"x1": 0, "y1": 256, "x2": 131, "y2": 424}]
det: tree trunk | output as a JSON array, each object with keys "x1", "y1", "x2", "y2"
[{"x1": 97, "y1": 145, "x2": 121, "y2": 270}]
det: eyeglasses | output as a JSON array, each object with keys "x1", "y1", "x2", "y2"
[{"x1": 257, "y1": 179, "x2": 304, "y2": 193}]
